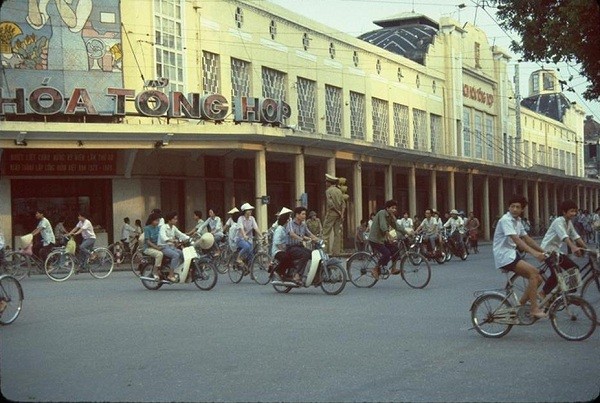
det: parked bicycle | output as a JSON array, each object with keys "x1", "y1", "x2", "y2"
[
  {"x1": 45, "y1": 237, "x2": 114, "y2": 282},
  {"x1": 0, "y1": 274, "x2": 23, "y2": 325},
  {"x1": 470, "y1": 252, "x2": 597, "y2": 341},
  {"x1": 346, "y1": 237, "x2": 431, "y2": 289},
  {"x1": 227, "y1": 233, "x2": 271, "y2": 285}
]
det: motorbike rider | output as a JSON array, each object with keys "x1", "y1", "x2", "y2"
[
  {"x1": 416, "y1": 208, "x2": 442, "y2": 256},
  {"x1": 270, "y1": 207, "x2": 294, "y2": 277},
  {"x1": 142, "y1": 212, "x2": 164, "y2": 279},
  {"x1": 444, "y1": 209, "x2": 466, "y2": 252},
  {"x1": 157, "y1": 211, "x2": 190, "y2": 282},
  {"x1": 286, "y1": 206, "x2": 319, "y2": 284},
  {"x1": 369, "y1": 200, "x2": 408, "y2": 280}
]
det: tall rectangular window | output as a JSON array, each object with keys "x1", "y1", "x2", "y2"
[
  {"x1": 523, "y1": 140, "x2": 529, "y2": 165},
  {"x1": 202, "y1": 51, "x2": 220, "y2": 94},
  {"x1": 325, "y1": 85, "x2": 342, "y2": 136},
  {"x1": 154, "y1": 0, "x2": 184, "y2": 92},
  {"x1": 262, "y1": 67, "x2": 287, "y2": 101},
  {"x1": 532, "y1": 142, "x2": 538, "y2": 165},
  {"x1": 485, "y1": 116, "x2": 494, "y2": 161},
  {"x1": 231, "y1": 58, "x2": 251, "y2": 99},
  {"x1": 297, "y1": 77, "x2": 316, "y2": 132},
  {"x1": 554, "y1": 148, "x2": 559, "y2": 169},
  {"x1": 539, "y1": 145, "x2": 546, "y2": 166},
  {"x1": 393, "y1": 103, "x2": 410, "y2": 149},
  {"x1": 372, "y1": 98, "x2": 389, "y2": 145},
  {"x1": 413, "y1": 109, "x2": 428, "y2": 151},
  {"x1": 430, "y1": 114, "x2": 443, "y2": 154},
  {"x1": 463, "y1": 109, "x2": 471, "y2": 157},
  {"x1": 474, "y1": 113, "x2": 483, "y2": 159},
  {"x1": 350, "y1": 91, "x2": 366, "y2": 140},
  {"x1": 503, "y1": 133, "x2": 508, "y2": 164},
  {"x1": 560, "y1": 150, "x2": 565, "y2": 171}
]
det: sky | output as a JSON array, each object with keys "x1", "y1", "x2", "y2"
[{"x1": 266, "y1": 0, "x2": 600, "y2": 122}]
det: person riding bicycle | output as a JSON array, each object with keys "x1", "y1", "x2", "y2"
[
  {"x1": 223, "y1": 207, "x2": 239, "y2": 235},
  {"x1": 0, "y1": 226, "x2": 6, "y2": 265},
  {"x1": 120, "y1": 217, "x2": 137, "y2": 252},
  {"x1": 142, "y1": 212, "x2": 164, "y2": 279},
  {"x1": 158, "y1": 212, "x2": 189, "y2": 282},
  {"x1": 66, "y1": 212, "x2": 96, "y2": 266},
  {"x1": 369, "y1": 200, "x2": 408, "y2": 280},
  {"x1": 31, "y1": 210, "x2": 55, "y2": 262},
  {"x1": 186, "y1": 210, "x2": 206, "y2": 239},
  {"x1": 286, "y1": 206, "x2": 319, "y2": 284},
  {"x1": 539, "y1": 199, "x2": 587, "y2": 299},
  {"x1": 444, "y1": 209, "x2": 466, "y2": 252},
  {"x1": 236, "y1": 203, "x2": 260, "y2": 265},
  {"x1": 493, "y1": 195, "x2": 547, "y2": 319},
  {"x1": 196, "y1": 209, "x2": 224, "y2": 244},
  {"x1": 416, "y1": 209, "x2": 442, "y2": 257}
]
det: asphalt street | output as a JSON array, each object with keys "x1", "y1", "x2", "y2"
[{"x1": 1, "y1": 244, "x2": 599, "y2": 402}]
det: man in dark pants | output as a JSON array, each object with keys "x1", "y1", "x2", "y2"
[
  {"x1": 286, "y1": 206, "x2": 319, "y2": 284},
  {"x1": 368, "y1": 200, "x2": 408, "y2": 280}
]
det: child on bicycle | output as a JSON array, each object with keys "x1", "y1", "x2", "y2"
[
  {"x1": 493, "y1": 195, "x2": 547, "y2": 318},
  {"x1": 368, "y1": 200, "x2": 409, "y2": 280},
  {"x1": 540, "y1": 200, "x2": 587, "y2": 298}
]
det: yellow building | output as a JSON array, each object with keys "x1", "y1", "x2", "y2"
[{"x1": 0, "y1": 0, "x2": 596, "y2": 248}]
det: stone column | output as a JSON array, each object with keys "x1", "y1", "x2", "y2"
[
  {"x1": 543, "y1": 182, "x2": 549, "y2": 227},
  {"x1": 385, "y1": 164, "x2": 393, "y2": 201},
  {"x1": 409, "y1": 165, "x2": 417, "y2": 217},
  {"x1": 429, "y1": 170, "x2": 437, "y2": 212},
  {"x1": 327, "y1": 157, "x2": 336, "y2": 176},
  {"x1": 552, "y1": 184, "x2": 558, "y2": 216},
  {"x1": 483, "y1": 176, "x2": 491, "y2": 241},
  {"x1": 447, "y1": 171, "x2": 455, "y2": 211},
  {"x1": 224, "y1": 155, "x2": 235, "y2": 212},
  {"x1": 255, "y1": 149, "x2": 268, "y2": 230},
  {"x1": 583, "y1": 186, "x2": 588, "y2": 212},
  {"x1": 353, "y1": 162, "x2": 363, "y2": 232},
  {"x1": 294, "y1": 153, "x2": 305, "y2": 207},
  {"x1": 533, "y1": 180, "x2": 540, "y2": 230},
  {"x1": 467, "y1": 173, "x2": 474, "y2": 215},
  {"x1": 522, "y1": 179, "x2": 529, "y2": 218},
  {"x1": 497, "y1": 177, "x2": 505, "y2": 217}
]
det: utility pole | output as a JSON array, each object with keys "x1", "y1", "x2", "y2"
[{"x1": 514, "y1": 63, "x2": 522, "y2": 167}]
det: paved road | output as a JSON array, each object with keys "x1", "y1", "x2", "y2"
[{"x1": 2, "y1": 245, "x2": 599, "y2": 402}]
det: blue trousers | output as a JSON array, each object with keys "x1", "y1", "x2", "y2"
[
  {"x1": 236, "y1": 238, "x2": 253, "y2": 261},
  {"x1": 162, "y1": 245, "x2": 182, "y2": 269}
]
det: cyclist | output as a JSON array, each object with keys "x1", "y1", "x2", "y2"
[
  {"x1": 157, "y1": 211, "x2": 189, "y2": 282},
  {"x1": 416, "y1": 209, "x2": 441, "y2": 257},
  {"x1": 142, "y1": 212, "x2": 164, "y2": 279},
  {"x1": 223, "y1": 207, "x2": 239, "y2": 234},
  {"x1": 286, "y1": 206, "x2": 320, "y2": 284},
  {"x1": 236, "y1": 203, "x2": 260, "y2": 265},
  {"x1": 493, "y1": 195, "x2": 546, "y2": 319},
  {"x1": 196, "y1": 209, "x2": 223, "y2": 243},
  {"x1": 66, "y1": 212, "x2": 96, "y2": 266},
  {"x1": 53, "y1": 217, "x2": 68, "y2": 246},
  {"x1": 539, "y1": 199, "x2": 587, "y2": 298},
  {"x1": 120, "y1": 217, "x2": 137, "y2": 252},
  {"x1": 0, "y1": 226, "x2": 6, "y2": 264},
  {"x1": 186, "y1": 210, "x2": 206, "y2": 238},
  {"x1": 369, "y1": 200, "x2": 408, "y2": 280},
  {"x1": 31, "y1": 210, "x2": 55, "y2": 261},
  {"x1": 444, "y1": 209, "x2": 465, "y2": 252}
]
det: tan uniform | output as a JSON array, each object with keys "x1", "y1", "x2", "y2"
[{"x1": 323, "y1": 185, "x2": 344, "y2": 255}]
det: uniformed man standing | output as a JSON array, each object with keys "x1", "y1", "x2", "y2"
[{"x1": 322, "y1": 173, "x2": 345, "y2": 255}]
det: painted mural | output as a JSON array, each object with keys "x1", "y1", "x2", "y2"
[{"x1": 0, "y1": 0, "x2": 123, "y2": 112}]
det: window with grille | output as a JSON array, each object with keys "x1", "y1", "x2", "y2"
[
  {"x1": 560, "y1": 150, "x2": 565, "y2": 171},
  {"x1": 430, "y1": 114, "x2": 442, "y2": 154},
  {"x1": 202, "y1": 51, "x2": 220, "y2": 94},
  {"x1": 474, "y1": 113, "x2": 483, "y2": 159},
  {"x1": 554, "y1": 148, "x2": 559, "y2": 169},
  {"x1": 413, "y1": 109, "x2": 428, "y2": 151},
  {"x1": 297, "y1": 77, "x2": 316, "y2": 132},
  {"x1": 393, "y1": 103, "x2": 409, "y2": 149},
  {"x1": 532, "y1": 142, "x2": 537, "y2": 165},
  {"x1": 325, "y1": 85, "x2": 342, "y2": 136},
  {"x1": 262, "y1": 67, "x2": 286, "y2": 101},
  {"x1": 154, "y1": 0, "x2": 184, "y2": 92},
  {"x1": 485, "y1": 116, "x2": 494, "y2": 161},
  {"x1": 539, "y1": 145, "x2": 546, "y2": 166},
  {"x1": 231, "y1": 58, "x2": 251, "y2": 99},
  {"x1": 372, "y1": 98, "x2": 389, "y2": 145},
  {"x1": 350, "y1": 91, "x2": 365, "y2": 140},
  {"x1": 463, "y1": 109, "x2": 471, "y2": 157}
]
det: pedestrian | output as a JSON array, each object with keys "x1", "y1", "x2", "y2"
[
  {"x1": 322, "y1": 173, "x2": 344, "y2": 255},
  {"x1": 355, "y1": 219, "x2": 368, "y2": 251},
  {"x1": 31, "y1": 210, "x2": 55, "y2": 262},
  {"x1": 465, "y1": 211, "x2": 480, "y2": 253},
  {"x1": 306, "y1": 210, "x2": 323, "y2": 237}
]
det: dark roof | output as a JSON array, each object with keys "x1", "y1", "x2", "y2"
[
  {"x1": 358, "y1": 13, "x2": 439, "y2": 65},
  {"x1": 520, "y1": 93, "x2": 572, "y2": 123}
]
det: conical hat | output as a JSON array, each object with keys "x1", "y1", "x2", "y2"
[{"x1": 20, "y1": 233, "x2": 33, "y2": 247}]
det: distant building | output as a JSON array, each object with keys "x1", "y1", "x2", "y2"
[{"x1": 584, "y1": 115, "x2": 600, "y2": 178}]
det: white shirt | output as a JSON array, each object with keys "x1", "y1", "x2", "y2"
[
  {"x1": 418, "y1": 217, "x2": 439, "y2": 236},
  {"x1": 158, "y1": 224, "x2": 189, "y2": 246},
  {"x1": 493, "y1": 212, "x2": 527, "y2": 269},
  {"x1": 540, "y1": 216, "x2": 581, "y2": 252},
  {"x1": 228, "y1": 222, "x2": 240, "y2": 252},
  {"x1": 37, "y1": 217, "x2": 56, "y2": 246},
  {"x1": 199, "y1": 216, "x2": 223, "y2": 236},
  {"x1": 397, "y1": 218, "x2": 413, "y2": 229},
  {"x1": 121, "y1": 223, "x2": 136, "y2": 241},
  {"x1": 0, "y1": 230, "x2": 5, "y2": 250},
  {"x1": 271, "y1": 225, "x2": 288, "y2": 257},
  {"x1": 76, "y1": 219, "x2": 96, "y2": 240},
  {"x1": 444, "y1": 216, "x2": 464, "y2": 233},
  {"x1": 193, "y1": 219, "x2": 206, "y2": 235}
]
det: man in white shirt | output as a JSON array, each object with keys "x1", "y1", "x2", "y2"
[
  {"x1": 416, "y1": 209, "x2": 441, "y2": 256},
  {"x1": 67, "y1": 212, "x2": 96, "y2": 265},
  {"x1": 120, "y1": 217, "x2": 137, "y2": 251},
  {"x1": 31, "y1": 210, "x2": 56, "y2": 261},
  {"x1": 540, "y1": 200, "x2": 587, "y2": 298},
  {"x1": 493, "y1": 195, "x2": 546, "y2": 318},
  {"x1": 444, "y1": 209, "x2": 465, "y2": 250},
  {"x1": 396, "y1": 212, "x2": 413, "y2": 231},
  {"x1": 158, "y1": 211, "x2": 189, "y2": 281}
]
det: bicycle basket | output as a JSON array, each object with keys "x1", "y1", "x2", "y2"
[
  {"x1": 65, "y1": 238, "x2": 76, "y2": 255},
  {"x1": 557, "y1": 268, "x2": 582, "y2": 292}
]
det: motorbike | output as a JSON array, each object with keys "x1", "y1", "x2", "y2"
[
  {"x1": 139, "y1": 239, "x2": 218, "y2": 291},
  {"x1": 269, "y1": 240, "x2": 347, "y2": 295},
  {"x1": 412, "y1": 233, "x2": 446, "y2": 264},
  {"x1": 444, "y1": 228, "x2": 468, "y2": 261}
]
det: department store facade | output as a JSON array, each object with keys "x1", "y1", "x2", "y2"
[{"x1": 0, "y1": 0, "x2": 596, "y2": 247}]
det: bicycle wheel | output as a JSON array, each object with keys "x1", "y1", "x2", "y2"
[
  {"x1": 0, "y1": 275, "x2": 24, "y2": 325},
  {"x1": 250, "y1": 252, "x2": 271, "y2": 285},
  {"x1": 444, "y1": 243, "x2": 452, "y2": 262},
  {"x1": 271, "y1": 272, "x2": 292, "y2": 293},
  {"x1": 320, "y1": 261, "x2": 347, "y2": 295},
  {"x1": 581, "y1": 275, "x2": 600, "y2": 324},
  {"x1": 130, "y1": 250, "x2": 145, "y2": 277},
  {"x1": 434, "y1": 247, "x2": 446, "y2": 265},
  {"x1": 88, "y1": 248, "x2": 114, "y2": 279},
  {"x1": 140, "y1": 262, "x2": 162, "y2": 290},
  {"x1": 44, "y1": 250, "x2": 75, "y2": 282},
  {"x1": 227, "y1": 253, "x2": 244, "y2": 284},
  {"x1": 470, "y1": 293, "x2": 514, "y2": 338},
  {"x1": 346, "y1": 252, "x2": 378, "y2": 288},
  {"x1": 400, "y1": 253, "x2": 431, "y2": 289},
  {"x1": 550, "y1": 295, "x2": 597, "y2": 341},
  {"x1": 215, "y1": 244, "x2": 230, "y2": 274},
  {"x1": 3, "y1": 252, "x2": 29, "y2": 280},
  {"x1": 192, "y1": 259, "x2": 218, "y2": 291}
]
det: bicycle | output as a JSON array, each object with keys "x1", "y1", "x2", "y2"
[
  {"x1": 470, "y1": 252, "x2": 597, "y2": 341},
  {"x1": 45, "y1": 239, "x2": 114, "y2": 282},
  {"x1": 578, "y1": 249, "x2": 600, "y2": 324},
  {"x1": 0, "y1": 274, "x2": 24, "y2": 325},
  {"x1": 412, "y1": 233, "x2": 446, "y2": 265},
  {"x1": 227, "y1": 233, "x2": 272, "y2": 285},
  {"x1": 1, "y1": 246, "x2": 57, "y2": 281},
  {"x1": 108, "y1": 237, "x2": 144, "y2": 277},
  {"x1": 346, "y1": 237, "x2": 431, "y2": 289}
]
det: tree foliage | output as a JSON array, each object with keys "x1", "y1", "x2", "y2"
[{"x1": 493, "y1": 0, "x2": 600, "y2": 100}]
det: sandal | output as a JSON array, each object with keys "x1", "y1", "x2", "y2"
[
  {"x1": 166, "y1": 275, "x2": 177, "y2": 283},
  {"x1": 531, "y1": 310, "x2": 548, "y2": 319}
]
